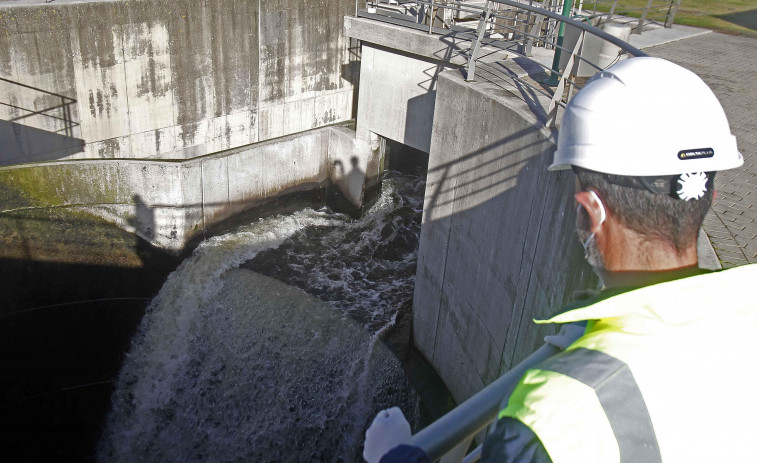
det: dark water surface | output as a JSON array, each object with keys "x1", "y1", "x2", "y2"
[{"x1": 98, "y1": 171, "x2": 428, "y2": 462}]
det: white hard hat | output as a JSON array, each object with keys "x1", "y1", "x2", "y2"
[{"x1": 550, "y1": 57, "x2": 743, "y2": 176}]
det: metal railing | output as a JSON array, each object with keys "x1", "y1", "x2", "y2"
[
  {"x1": 583, "y1": 0, "x2": 682, "y2": 32},
  {"x1": 372, "y1": 325, "x2": 584, "y2": 463},
  {"x1": 356, "y1": 0, "x2": 646, "y2": 127},
  {"x1": 0, "y1": 77, "x2": 78, "y2": 137}
]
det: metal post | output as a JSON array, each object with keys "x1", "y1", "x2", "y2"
[
  {"x1": 608, "y1": 0, "x2": 617, "y2": 23},
  {"x1": 546, "y1": 29, "x2": 583, "y2": 127},
  {"x1": 544, "y1": 0, "x2": 574, "y2": 86},
  {"x1": 429, "y1": 0, "x2": 436, "y2": 34},
  {"x1": 665, "y1": 0, "x2": 681, "y2": 28},
  {"x1": 466, "y1": 1, "x2": 494, "y2": 81},
  {"x1": 635, "y1": 0, "x2": 653, "y2": 34}
]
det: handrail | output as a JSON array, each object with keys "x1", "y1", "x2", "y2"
[
  {"x1": 356, "y1": 1, "x2": 647, "y2": 127},
  {"x1": 477, "y1": 0, "x2": 646, "y2": 62},
  {"x1": 411, "y1": 342, "x2": 562, "y2": 460},
  {"x1": 584, "y1": 0, "x2": 681, "y2": 31},
  {"x1": 466, "y1": 0, "x2": 646, "y2": 127},
  {"x1": 388, "y1": 325, "x2": 584, "y2": 463}
]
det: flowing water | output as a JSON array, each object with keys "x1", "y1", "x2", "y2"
[{"x1": 98, "y1": 171, "x2": 426, "y2": 462}]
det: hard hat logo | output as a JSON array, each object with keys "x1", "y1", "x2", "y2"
[
  {"x1": 678, "y1": 148, "x2": 715, "y2": 161},
  {"x1": 676, "y1": 172, "x2": 709, "y2": 201}
]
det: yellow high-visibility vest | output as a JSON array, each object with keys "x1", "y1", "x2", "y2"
[{"x1": 499, "y1": 264, "x2": 757, "y2": 462}]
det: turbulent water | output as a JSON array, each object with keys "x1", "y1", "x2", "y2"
[{"x1": 98, "y1": 172, "x2": 426, "y2": 462}]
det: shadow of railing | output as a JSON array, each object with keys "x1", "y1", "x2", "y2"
[{"x1": 0, "y1": 77, "x2": 84, "y2": 165}]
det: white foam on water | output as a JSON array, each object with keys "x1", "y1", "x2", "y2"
[{"x1": 98, "y1": 182, "x2": 422, "y2": 462}]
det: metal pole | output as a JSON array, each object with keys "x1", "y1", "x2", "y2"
[
  {"x1": 466, "y1": 1, "x2": 494, "y2": 81},
  {"x1": 429, "y1": 0, "x2": 436, "y2": 34},
  {"x1": 544, "y1": 0, "x2": 574, "y2": 86},
  {"x1": 409, "y1": 341, "x2": 569, "y2": 461},
  {"x1": 635, "y1": 0, "x2": 653, "y2": 34},
  {"x1": 665, "y1": 0, "x2": 681, "y2": 28}
]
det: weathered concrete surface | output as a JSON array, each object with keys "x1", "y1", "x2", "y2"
[
  {"x1": 413, "y1": 70, "x2": 596, "y2": 403},
  {"x1": 328, "y1": 126, "x2": 378, "y2": 209},
  {"x1": 0, "y1": 125, "x2": 376, "y2": 253},
  {"x1": 344, "y1": 16, "x2": 474, "y2": 66},
  {"x1": 0, "y1": 0, "x2": 357, "y2": 164},
  {"x1": 356, "y1": 44, "x2": 448, "y2": 154}
]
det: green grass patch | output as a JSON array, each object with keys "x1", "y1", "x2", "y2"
[{"x1": 581, "y1": 0, "x2": 757, "y2": 37}]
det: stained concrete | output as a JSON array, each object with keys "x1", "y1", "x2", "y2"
[
  {"x1": 356, "y1": 44, "x2": 448, "y2": 154},
  {"x1": 0, "y1": 124, "x2": 378, "y2": 253},
  {"x1": 0, "y1": 0, "x2": 357, "y2": 163},
  {"x1": 412, "y1": 70, "x2": 596, "y2": 403}
]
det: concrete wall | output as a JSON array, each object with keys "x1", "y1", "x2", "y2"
[
  {"x1": 345, "y1": 16, "x2": 479, "y2": 154},
  {"x1": 0, "y1": 125, "x2": 375, "y2": 253},
  {"x1": 0, "y1": 0, "x2": 357, "y2": 165},
  {"x1": 356, "y1": 44, "x2": 448, "y2": 154},
  {"x1": 413, "y1": 70, "x2": 596, "y2": 403}
]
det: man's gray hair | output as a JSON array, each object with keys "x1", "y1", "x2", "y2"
[{"x1": 574, "y1": 167, "x2": 713, "y2": 253}]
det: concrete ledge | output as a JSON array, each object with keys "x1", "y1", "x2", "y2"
[
  {"x1": 346, "y1": 16, "x2": 473, "y2": 66},
  {"x1": 0, "y1": 125, "x2": 377, "y2": 253},
  {"x1": 630, "y1": 24, "x2": 712, "y2": 50}
]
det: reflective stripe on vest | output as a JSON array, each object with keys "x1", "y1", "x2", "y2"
[{"x1": 536, "y1": 347, "x2": 662, "y2": 463}]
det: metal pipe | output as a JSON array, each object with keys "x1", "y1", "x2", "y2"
[
  {"x1": 410, "y1": 341, "x2": 565, "y2": 461},
  {"x1": 544, "y1": 0, "x2": 574, "y2": 86},
  {"x1": 485, "y1": 0, "x2": 646, "y2": 57},
  {"x1": 466, "y1": 1, "x2": 494, "y2": 82},
  {"x1": 636, "y1": 0, "x2": 654, "y2": 33},
  {"x1": 429, "y1": 0, "x2": 435, "y2": 34},
  {"x1": 665, "y1": 0, "x2": 681, "y2": 28}
]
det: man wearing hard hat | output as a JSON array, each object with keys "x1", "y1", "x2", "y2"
[
  {"x1": 481, "y1": 56, "x2": 756, "y2": 462},
  {"x1": 368, "y1": 56, "x2": 757, "y2": 463}
]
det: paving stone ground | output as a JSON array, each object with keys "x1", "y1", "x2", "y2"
[{"x1": 647, "y1": 32, "x2": 757, "y2": 268}]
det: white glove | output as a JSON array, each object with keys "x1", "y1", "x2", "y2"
[{"x1": 363, "y1": 406, "x2": 412, "y2": 463}]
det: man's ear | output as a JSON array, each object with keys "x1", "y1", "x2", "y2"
[{"x1": 575, "y1": 190, "x2": 607, "y2": 233}]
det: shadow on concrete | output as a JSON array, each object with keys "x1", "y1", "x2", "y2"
[
  {"x1": 1, "y1": 77, "x2": 83, "y2": 165},
  {"x1": 0, "y1": 119, "x2": 85, "y2": 166},
  {"x1": 717, "y1": 9, "x2": 757, "y2": 32},
  {"x1": 0, "y1": 187, "x2": 340, "y2": 461},
  {"x1": 330, "y1": 156, "x2": 367, "y2": 217},
  {"x1": 0, "y1": 205, "x2": 182, "y2": 462},
  {"x1": 413, "y1": 74, "x2": 597, "y2": 400}
]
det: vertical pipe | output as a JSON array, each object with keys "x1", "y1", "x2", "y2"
[
  {"x1": 545, "y1": 0, "x2": 574, "y2": 86},
  {"x1": 466, "y1": 1, "x2": 493, "y2": 82},
  {"x1": 429, "y1": 0, "x2": 436, "y2": 34},
  {"x1": 666, "y1": 0, "x2": 681, "y2": 28},
  {"x1": 636, "y1": 0, "x2": 653, "y2": 33}
]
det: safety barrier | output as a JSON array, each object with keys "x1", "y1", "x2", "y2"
[
  {"x1": 355, "y1": 1, "x2": 648, "y2": 127},
  {"x1": 370, "y1": 325, "x2": 584, "y2": 463},
  {"x1": 583, "y1": 0, "x2": 682, "y2": 31}
]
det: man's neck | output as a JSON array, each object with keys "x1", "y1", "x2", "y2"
[
  {"x1": 600, "y1": 265, "x2": 703, "y2": 289},
  {"x1": 598, "y1": 221, "x2": 700, "y2": 288}
]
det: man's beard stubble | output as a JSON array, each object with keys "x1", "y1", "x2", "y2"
[{"x1": 576, "y1": 205, "x2": 605, "y2": 277}]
